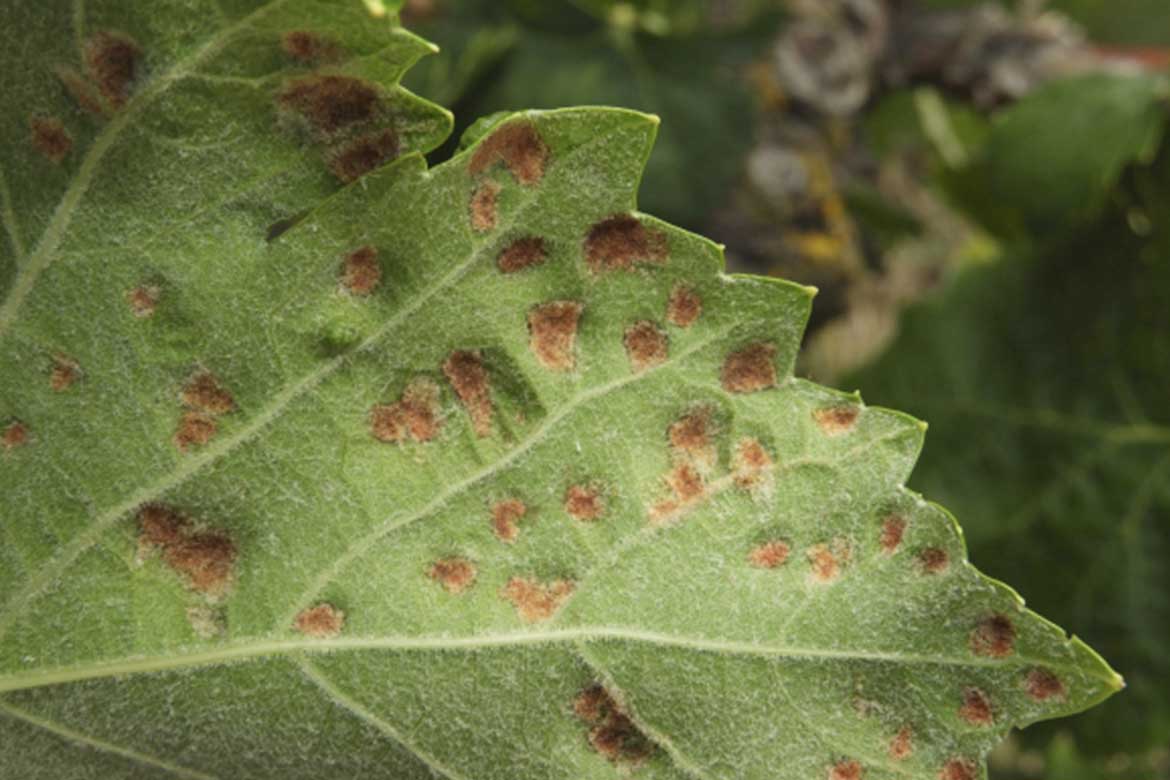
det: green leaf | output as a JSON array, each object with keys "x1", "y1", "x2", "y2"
[{"x1": 1, "y1": 3, "x2": 1119, "y2": 778}]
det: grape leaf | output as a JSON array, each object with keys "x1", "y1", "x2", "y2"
[{"x1": 0, "y1": 2, "x2": 1120, "y2": 779}]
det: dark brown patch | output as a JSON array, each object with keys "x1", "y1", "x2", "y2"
[
  {"x1": 970, "y1": 614, "x2": 1016, "y2": 658},
  {"x1": 442, "y1": 350, "x2": 492, "y2": 437},
  {"x1": 56, "y1": 68, "x2": 106, "y2": 115},
  {"x1": 127, "y1": 285, "x2": 160, "y2": 317},
  {"x1": 565, "y1": 484, "x2": 604, "y2": 521},
  {"x1": 341, "y1": 245, "x2": 381, "y2": 295},
  {"x1": 917, "y1": 547, "x2": 950, "y2": 574},
  {"x1": 667, "y1": 463, "x2": 704, "y2": 502},
  {"x1": 370, "y1": 379, "x2": 441, "y2": 443},
  {"x1": 879, "y1": 514, "x2": 906, "y2": 554},
  {"x1": 468, "y1": 120, "x2": 549, "y2": 185},
  {"x1": 732, "y1": 437, "x2": 773, "y2": 489},
  {"x1": 137, "y1": 505, "x2": 236, "y2": 596},
  {"x1": 428, "y1": 557, "x2": 476, "y2": 594},
  {"x1": 498, "y1": 236, "x2": 546, "y2": 273},
  {"x1": 668, "y1": 409, "x2": 711, "y2": 456},
  {"x1": 470, "y1": 180, "x2": 500, "y2": 232},
  {"x1": 815, "y1": 406, "x2": 860, "y2": 435},
  {"x1": 573, "y1": 684, "x2": 654, "y2": 766},
  {"x1": 49, "y1": 356, "x2": 80, "y2": 392},
  {"x1": 959, "y1": 687, "x2": 994, "y2": 726},
  {"x1": 30, "y1": 117, "x2": 72, "y2": 163},
  {"x1": 889, "y1": 727, "x2": 913, "y2": 760},
  {"x1": 491, "y1": 499, "x2": 527, "y2": 543},
  {"x1": 748, "y1": 540, "x2": 790, "y2": 569},
  {"x1": 84, "y1": 31, "x2": 141, "y2": 109},
  {"x1": 584, "y1": 214, "x2": 668, "y2": 273},
  {"x1": 2, "y1": 421, "x2": 29, "y2": 451},
  {"x1": 528, "y1": 301, "x2": 583, "y2": 371},
  {"x1": 830, "y1": 759, "x2": 863, "y2": 780},
  {"x1": 281, "y1": 30, "x2": 343, "y2": 64},
  {"x1": 1024, "y1": 668, "x2": 1066, "y2": 701},
  {"x1": 721, "y1": 343, "x2": 777, "y2": 393},
  {"x1": 666, "y1": 284, "x2": 701, "y2": 327},
  {"x1": 174, "y1": 412, "x2": 217, "y2": 450},
  {"x1": 501, "y1": 576, "x2": 574, "y2": 622},
  {"x1": 278, "y1": 74, "x2": 381, "y2": 135},
  {"x1": 623, "y1": 321, "x2": 668, "y2": 372},
  {"x1": 328, "y1": 128, "x2": 399, "y2": 182},
  {"x1": 808, "y1": 538, "x2": 852, "y2": 583},
  {"x1": 939, "y1": 758, "x2": 977, "y2": 780},
  {"x1": 294, "y1": 603, "x2": 345, "y2": 638},
  {"x1": 182, "y1": 372, "x2": 234, "y2": 416}
]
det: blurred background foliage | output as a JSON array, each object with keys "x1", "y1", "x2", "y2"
[{"x1": 395, "y1": 1, "x2": 1168, "y2": 778}]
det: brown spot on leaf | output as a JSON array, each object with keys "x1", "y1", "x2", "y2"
[
  {"x1": 1025, "y1": 668, "x2": 1066, "y2": 701},
  {"x1": 573, "y1": 685, "x2": 654, "y2": 766},
  {"x1": 889, "y1": 727, "x2": 913, "y2": 760},
  {"x1": 491, "y1": 499, "x2": 527, "y2": 543},
  {"x1": 667, "y1": 463, "x2": 704, "y2": 502},
  {"x1": 830, "y1": 759, "x2": 863, "y2": 780},
  {"x1": 528, "y1": 301, "x2": 583, "y2": 371},
  {"x1": 137, "y1": 505, "x2": 236, "y2": 596},
  {"x1": 959, "y1": 687, "x2": 994, "y2": 726},
  {"x1": 815, "y1": 406, "x2": 860, "y2": 435},
  {"x1": 50, "y1": 356, "x2": 80, "y2": 392},
  {"x1": 666, "y1": 284, "x2": 701, "y2": 327},
  {"x1": 2, "y1": 421, "x2": 29, "y2": 451},
  {"x1": 669, "y1": 409, "x2": 711, "y2": 456},
  {"x1": 341, "y1": 245, "x2": 381, "y2": 295},
  {"x1": 498, "y1": 236, "x2": 546, "y2": 273},
  {"x1": 623, "y1": 321, "x2": 668, "y2": 372},
  {"x1": 469, "y1": 120, "x2": 548, "y2": 185},
  {"x1": 84, "y1": 31, "x2": 141, "y2": 109},
  {"x1": 565, "y1": 484, "x2": 604, "y2": 521},
  {"x1": 584, "y1": 214, "x2": 668, "y2": 273},
  {"x1": 294, "y1": 603, "x2": 345, "y2": 637},
  {"x1": 442, "y1": 350, "x2": 493, "y2": 437},
  {"x1": 281, "y1": 30, "x2": 343, "y2": 64},
  {"x1": 917, "y1": 547, "x2": 950, "y2": 574},
  {"x1": 174, "y1": 412, "x2": 217, "y2": 450},
  {"x1": 429, "y1": 557, "x2": 476, "y2": 594},
  {"x1": 879, "y1": 515, "x2": 906, "y2": 554},
  {"x1": 939, "y1": 758, "x2": 977, "y2": 780},
  {"x1": 370, "y1": 379, "x2": 441, "y2": 443},
  {"x1": 278, "y1": 75, "x2": 380, "y2": 135},
  {"x1": 127, "y1": 285, "x2": 160, "y2": 317},
  {"x1": 748, "y1": 540, "x2": 790, "y2": 569},
  {"x1": 328, "y1": 128, "x2": 399, "y2": 182},
  {"x1": 56, "y1": 68, "x2": 106, "y2": 115},
  {"x1": 721, "y1": 343, "x2": 777, "y2": 393},
  {"x1": 970, "y1": 614, "x2": 1016, "y2": 658},
  {"x1": 470, "y1": 180, "x2": 500, "y2": 232},
  {"x1": 501, "y1": 576, "x2": 574, "y2": 622},
  {"x1": 808, "y1": 538, "x2": 851, "y2": 583},
  {"x1": 733, "y1": 437, "x2": 773, "y2": 489},
  {"x1": 30, "y1": 117, "x2": 72, "y2": 163},
  {"x1": 182, "y1": 372, "x2": 234, "y2": 416}
]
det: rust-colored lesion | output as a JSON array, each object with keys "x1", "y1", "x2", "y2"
[
  {"x1": 370, "y1": 378, "x2": 442, "y2": 443},
  {"x1": 720, "y1": 342, "x2": 777, "y2": 393},
  {"x1": 137, "y1": 505, "x2": 236, "y2": 596},
  {"x1": 442, "y1": 350, "x2": 493, "y2": 437},
  {"x1": 468, "y1": 120, "x2": 549, "y2": 185},
  {"x1": 584, "y1": 214, "x2": 668, "y2": 273},
  {"x1": 573, "y1": 684, "x2": 655, "y2": 765},
  {"x1": 294, "y1": 603, "x2": 345, "y2": 637},
  {"x1": 528, "y1": 301, "x2": 583, "y2": 371},
  {"x1": 501, "y1": 576, "x2": 574, "y2": 622}
]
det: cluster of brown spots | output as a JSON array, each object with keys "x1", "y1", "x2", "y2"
[
  {"x1": 2, "y1": 421, "x2": 28, "y2": 451},
  {"x1": 667, "y1": 463, "x2": 705, "y2": 503},
  {"x1": 370, "y1": 378, "x2": 441, "y2": 443},
  {"x1": 565, "y1": 484, "x2": 604, "y2": 521},
  {"x1": 278, "y1": 75, "x2": 381, "y2": 136},
  {"x1": 830, "y1": 759, "x2": 863, "y2": 780},
  {"x1": 917, "y1": 547, "x2": 950, "y2": 575},
  {"x1": 888, "y1": 727, "x2": 913, "y2": 761},
  {"x1": 573, "y1": 684, "x2": 654, "y2": 766},
  {"x1": 468, "y1": 120, "x2": 549, "y2": 185},
  {"x1": 127, "y1": 285, "x2": 160, "y2": 317},
  {"x1": 340, "y1": 245, "x2": 381, "y2": 295},
  {"x1": 84, "y1": 31, "x2": 141, "y2": 109},
  {"x1": 623, "y1": 321, "x2": 668, "y2": 372},
  {"x1": 174, "y1": 412, "x2": 217, "y2": 450},
  {"x1": 182, "y1": 372, "x2": 235, "y2": 415},
  {"x1": 328, "y1": 128, "x2": 399, "y2": 182},
  {"x1": 281, "y1": 30, "x2": 343, "y2": 64},
  {"x1": 498, "y1": 236, "x2": 546, "y2": 273},
  {"x1": 501, "y1": 576, "x2": 574, "y2": 622},
  {"x1": 808, "y1": 538, "x2": 852, "y2": 583},
  {"x1": 939, "y1": 758, "x2": 977, "y2": 780},
  {"x1": 56, "y1": 68, "x2": 106, "y2": 115},
  {"x1": 814, "y1": 405, "x2": 860, "y2": 435},
  {"x1": 584, "y1": 214, "x2": 668, "y2": 273},
  {"x1": 294, "y1": 603, "x2": 345, "y2": 638},
  {"x1": 748, "y1": 540, "x2": 790, "y2": 569},
  {"x1": 721, "y1": 343, "x2": 777, "y2": 394},
  {"x1": 470, "y1": 180, "x2": 500, "y2": 232},
  {"x1": 970, "y1": 614, "x2": 1016, "y2": 658},
  {"x1": 442, "y1": 350, "x2": 493, "y2": 437},
  {"x1": 732, "y1": 437, "x2": 773, "y2": 490},
  {"x1": 428, "y1": 557, "x2": 477, "y2": 594},
  {"x1": 1024, "y1": 668, "x2": 1066, "y2": 701},
  {"x1": 29, "y1": 117, "x2": 72, "y2": 162},
  {"x1": 958, "y1": 687, "x2": 994, "y2": 726},
  {"x1": 666, "y1": 284, "x2": 701, "y2": 328},
  {"x1": 528, "y1": 301, "x2": 583, "y2": 371},
  {"x1": 138, "y1": 505, "x2": 236, "y2": 596},
  {"x1": 49, "y1": 356, "x2": 80, "y2": 392},
  {"x1": 879, "y1": 514, "x2": 906, "y2": 554},
  {"x1": 491, "y1": 499, "x2": 527, "y2": 543}
]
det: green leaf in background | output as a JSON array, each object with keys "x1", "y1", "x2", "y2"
[{"x1": 0, "y1": 2, "x2": 1121, "y2": 778}]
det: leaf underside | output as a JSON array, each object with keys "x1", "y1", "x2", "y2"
[{"x1": 0, "y1": 2, "x2": 1119, "y2": 779}]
